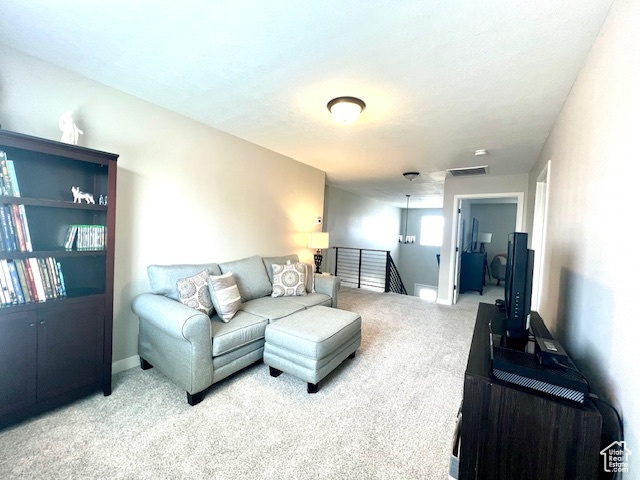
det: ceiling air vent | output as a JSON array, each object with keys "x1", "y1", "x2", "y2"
[{"x1": 446, "y1": 165, "x2": 489, "y2": 177}]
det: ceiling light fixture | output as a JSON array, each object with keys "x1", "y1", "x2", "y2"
[
  {"x1": 327, "y1": 97, "x2": 366, "y2": 124},
  {"x1": 474, "y1": 149, "x2": 488, "y2": 156},
  {"x1": 399, "y1": 194, "x2": 415, "y2": 244},
  {"x1": 403, "y1": 171, "x2": 420, "y2": 181}
]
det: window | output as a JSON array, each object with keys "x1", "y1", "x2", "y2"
[{"x1": 420, "y1": 215, "x2": 444, "y2": 246}]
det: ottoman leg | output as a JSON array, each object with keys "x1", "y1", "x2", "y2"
[
  {"x1": 348, "y1": 351, "x2": 356, "y2": 359},
  {"x1": 307, "y1": 382, "x2": 318, "y2": 394},
  {"x1": 269, "y1": 366, "x2": 282, "y2": 378}
]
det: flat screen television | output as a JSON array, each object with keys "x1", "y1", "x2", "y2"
[{"x1": 504, "y1": 232, "x2": 535, "y2": 347}]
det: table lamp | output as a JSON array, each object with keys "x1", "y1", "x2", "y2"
[
  {"x1": 308, "y1": 232, "x2": 329, "y2": 274},
  {"x1": 477, "y1": 232, "x2": 492, "y2": 253}
]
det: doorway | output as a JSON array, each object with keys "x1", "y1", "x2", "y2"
[
  {"x1": 531, "y1": 161, "x2": 550, "y2": 311},
  {"x1": 447, "y1": 192, "x2": 525, "y2": 305}
]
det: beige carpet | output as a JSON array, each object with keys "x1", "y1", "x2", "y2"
[{"x1": 0, "y1": 286, "x2": 502, "y2": 480}]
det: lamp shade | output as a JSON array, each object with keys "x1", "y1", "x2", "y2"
[
  {"x1": 477, "y1": 233, "x2": 492, "y2": 244},
  {"x1": 308, "y1": 232, "x2": 329, "y2": 249}
]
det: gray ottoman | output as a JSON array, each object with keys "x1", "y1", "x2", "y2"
[{"x1": 263, "y1": 305, "x2": 361, "y2": 393}]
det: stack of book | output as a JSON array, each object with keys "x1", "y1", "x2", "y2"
[
  {"x1": 0, "y1": 150, "x2": 33, "y2": 252},
  {"x1": 0, "y1": 257, "x2": 66, "y2": 306},
  {"x1": 63, "y1": 224, "x2": 106, "y2": 251}
]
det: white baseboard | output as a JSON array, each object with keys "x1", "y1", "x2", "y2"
[{"x1": 112, "y1": 355, "x2": 140, "y2": 375}]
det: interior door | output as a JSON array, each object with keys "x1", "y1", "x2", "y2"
[{"x1": 453, "y1": 201, "x2": 464, "y2": 304}]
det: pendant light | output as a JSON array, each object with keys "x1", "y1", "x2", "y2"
[{"x1": 399, "y1": 194, "x2": 415, "y2": 244}]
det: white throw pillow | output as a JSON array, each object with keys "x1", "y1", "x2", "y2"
[
  {"x1": 176, "y1": 270, "x2": 214, "y2": 315},
  {"x1": 207, "y1": 272, "x2": 242, "y2": 322},
  {"x1": 271, "y1": 262, "x2": 307, "y2": 297}
]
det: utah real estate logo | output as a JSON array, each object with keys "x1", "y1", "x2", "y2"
[{"x1": 600, "y1": 441, "x2": 631, "y2": 474}]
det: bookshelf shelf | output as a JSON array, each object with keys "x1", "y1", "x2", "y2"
[
  {"x1": 0, "y1": 249, "x2": 107, "y2": 260},
  {"x1": 0, "y1": 129, "x2": 117, "y2": 422},
  {"x1": 0, "y1": 196, "x2": 108, "y2": 211}
]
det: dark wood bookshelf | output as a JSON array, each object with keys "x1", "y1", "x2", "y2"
[{"x1": 0, "y1": 129, "x2": 118, "y2": 422}]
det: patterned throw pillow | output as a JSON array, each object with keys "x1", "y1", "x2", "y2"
[
  {"x1": 207, "y1": 272, "x2": 242, "y2": 322},
  {"x1": 272, "y1": 262, "x2": 307, "y2": 297},
  {"x1": 177, "y1": 270, "x2": 214, "y2": 315}
]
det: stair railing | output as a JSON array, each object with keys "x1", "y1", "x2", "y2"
[{"x1": 332, "y1": 247, "x2": 407, "y2": 294}]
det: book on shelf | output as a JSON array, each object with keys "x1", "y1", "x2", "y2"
[
  {"x1": 0, "y1": 257, "x2": 67, "y2": 306},
  {"x1": 0, "y1": 152, "x2": 14, "y2": 196},
  {"x1": 14, "y1": 260, "x2": 32, "y2": 303},
  {"x1": 64, "y1": 224, "x2": 106, "y2": 251},
  {"x1": 6, "y1": 160, "x2": 20, "y2": 196},
  {"x1": 63, "y1": 225, "x2": 78, "y2": 250},
  {"x1": 0, "y1": 204, "x2": 32, "y2": 253},
  {"x1": 0, "y1": 206, "x2": 16, "y2": 251},
  {"x1": 0, "y1": 259, "x2": 17, "y2": 305},
  {"x1": 0, "y1": 260, "x2": 11, "y2": 305},
  {"x1": 10, "y1": 204, "x2": 27, "y2": 252},
  {"x1": 18, "y1": 204, "x2": 32, "y2": 251},
  {"x1": 23, "y1": 258, "x2": 40, "y2": 302},
  {"x1": 7, "y1": 260, "x2": 25, "y2": 304},
  {"x1": 56, "y1": 260, "x2": 67, "y2": 297},
  {"x1": 0, "y1": 151, "x2": 21, "y2": 197},
  {"x1": 36, "y1": 258, "x2": 52, "y2": 299},
  {"x1": 28, "y1": 258, "x2": 46, "y2": 303}
]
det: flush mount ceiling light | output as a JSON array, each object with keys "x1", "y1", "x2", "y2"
[
  {"x1": 474, "y1": 149, "x2": 488, "y2": 156},
  {"x1": 327, "y1": 97, "x2": 366, "y2": 124},
  {"x1": 403, "y1": 172, "x2": 420, "y2": 181}
]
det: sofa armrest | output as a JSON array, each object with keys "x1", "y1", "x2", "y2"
[
  {"x1": 314, "y1": 274, "x2": 341, "y2": 308},
  {"x1": 132, "y1": 293, "x2": 214, "y2": 394}
]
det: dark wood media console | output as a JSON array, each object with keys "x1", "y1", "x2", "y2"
[{"x1": 459, "y1": 303, "x2": 602, "y2": 480}]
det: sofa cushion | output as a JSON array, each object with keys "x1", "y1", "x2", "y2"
[
  {"x1": 208, "y1": 272, "x2": 242, "y2": 322},
  {"x1": 176, "y1": 270, "x2": 214, "y2": 315},
  {"x1": 262, "y1": 254, "x2": 299, "y2": 283},
  {"x1": 211, "y1": 311, "x2": 269, "y2": 356},
  {"x1": 239, "y1": 296, "x2": 305, "y2": 322},
  {"x1": 304, "y1": 263, "x2": 315, "y2": 293},
  {"x1": 148, "y1": 263, "x2": 221, "y2": 301},
  {"x1": 281, "y1": 292, "x2": 332, "y2": 309},
  {"x1": 219, "y1": 255, "x2": 272, "y2": 302},
  {"x1": 271, "y1": 262, "x2": 307, "y2": 297}
]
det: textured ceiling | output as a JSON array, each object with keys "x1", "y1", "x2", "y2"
[{"x1": 0, "y1": 1, "x2": 612, "y2": 207}]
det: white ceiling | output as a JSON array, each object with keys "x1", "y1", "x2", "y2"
[{"x1": 0, "y1": 0, "x2": 612, "y2": 208}]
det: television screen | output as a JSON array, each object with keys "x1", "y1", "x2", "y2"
[{"x1": 504, "y1": 232, "x2": 534, "y2": 346}]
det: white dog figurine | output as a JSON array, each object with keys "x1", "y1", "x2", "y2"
[
  {"x1": 72, "y1": 186, "x2": 95, "y2": 204},
  {"x1": 59, "y1": 111, "x2": 84, "y2": 145}
]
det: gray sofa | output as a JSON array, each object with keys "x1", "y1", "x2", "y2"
[{"x1": 131, "y1": 254, "x2": 341, "y2": 405}]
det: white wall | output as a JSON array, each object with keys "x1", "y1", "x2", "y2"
[
  {"x1": 398, "y1": 208, "x2": 443, "y2": 294},
  {"x1": 0, "y1": 45, "x2": 326, "y2": 369},
  {"x1": 527, "y1": 0, "x2": 639, "y2": 469},
  {"x1": 437, "y1": 173, "x2": 529, "y2": 304},
  {"x1": 468, "y1": 203, "x2": 517, "y2": 263},
  {"x1": 323, "y1": 185, "x2": 401, "y2": 273}
]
